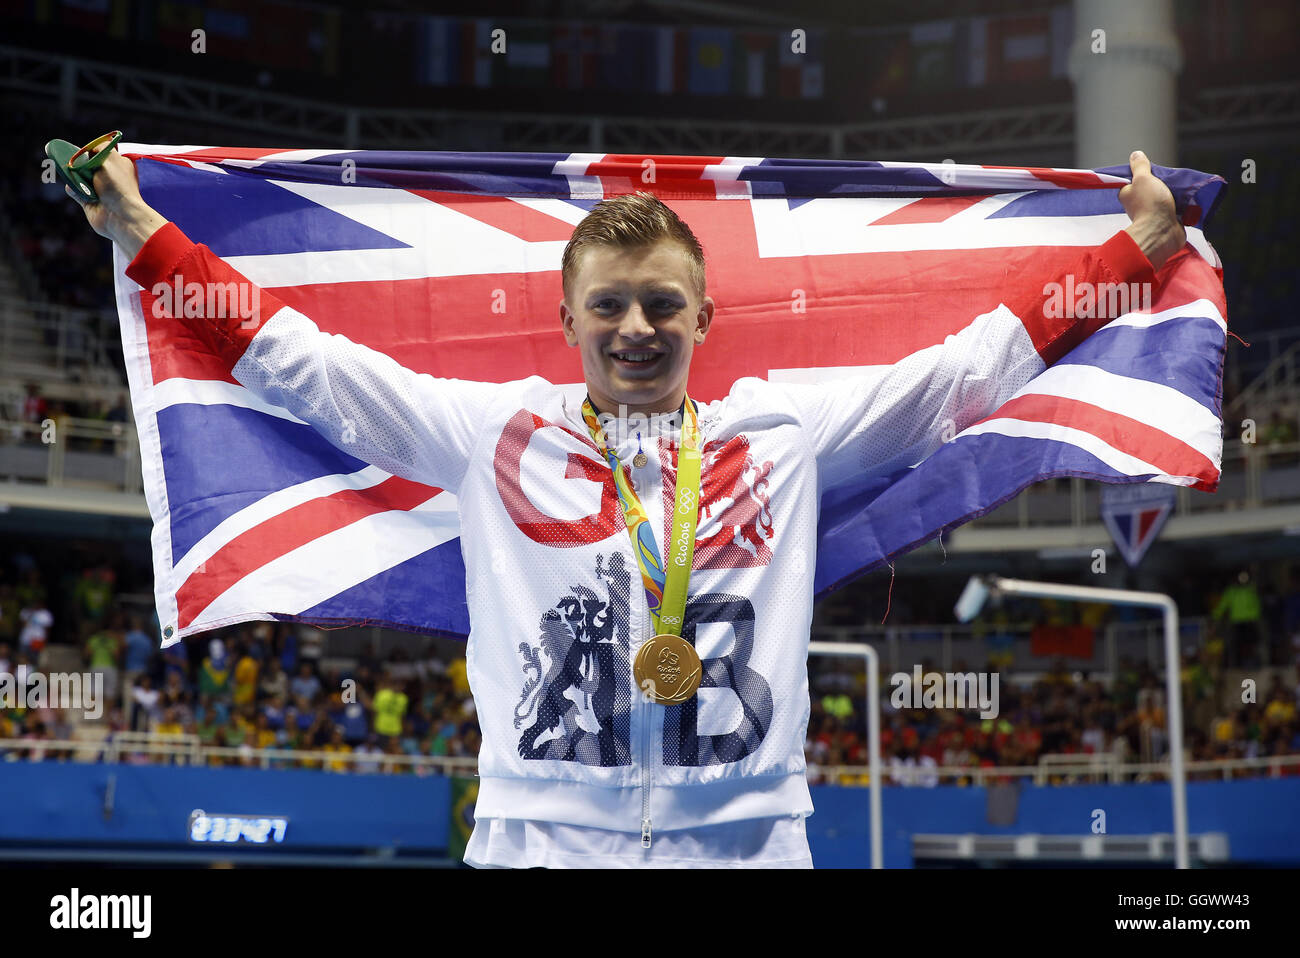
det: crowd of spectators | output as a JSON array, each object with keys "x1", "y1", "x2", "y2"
[
  {"x1": 805, "y1": 652, "x2": 1300, "y2": 787},
  {"x1": 0, "y1": 542, "x2": 483, "y2": 772},
  {"x1": 1, "y1": 614, "x2": 485, "y2": 774},
  {"x1": 3, "y1": 540, "x2": 1300, "y2": 784}
]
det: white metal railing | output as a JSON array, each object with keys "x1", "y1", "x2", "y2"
[
  {"x1": 0, "y1": 415, "x2": 140, "y2": 491},
  {"x1": 1034, "y1": 751, "x2": 1122, "y2": 785},
  {"x1": 5, "y1": 735, "x2": 1293, "y2": 787},
  {"x1": 1225, "y1": 328, "x2": 1300, "y2": 420},
  {"x1": 807, "y1": 753, "x2": 1299, "y2": 787},
  {"x1": 0, "y1": 294, "x2": 121, "y2": 380},
  {"x1": 0, "y1": 735, "x2": 479, "y2": 774}
]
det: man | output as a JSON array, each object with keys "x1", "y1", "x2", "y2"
[{"x1": 69, "y1": 142, "x2": 1183, "y2": 867}]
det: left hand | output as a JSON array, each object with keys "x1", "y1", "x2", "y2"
[{"x1": 1120, "y1": 150, "x2": 1185, "y2": 271}]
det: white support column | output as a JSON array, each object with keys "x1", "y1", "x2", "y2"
[
  {"x1": 1069, "y1": 0, "x2": 1182, "y2": 168},
  {"x1": 809, "y1": 640, "x2": 882, "y2": 868}
]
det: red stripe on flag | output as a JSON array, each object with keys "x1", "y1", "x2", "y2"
[
  {"x1": 208, "y1": 243, "x2": 1093, "y2": 401},
  {"x1": 408, "y1": 191, "x2": 579, "y2": 243},
  {"x1": 586, "y1": 155, "x2": 729, "y2": 197},
  {"x1": 868, "y1": 195, "x2": 987, "y2": 225},
  {"x1": 175, "y1": 477, "x2": 444, "y2": 629},
  {"x1": 977, "y1": 393, "x2": 1218, "y2": 485},
  {"x1": 157, "y1": 147, "x2": 303, "y2": 163},
  {"x1": 982, "y1": 165, "x2": 1112, "y2": 190},
  {"x1": 136, "y1": 194, "x2": 1181, "y2": 420}
]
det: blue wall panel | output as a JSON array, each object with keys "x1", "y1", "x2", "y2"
[
  {"x1": 0, "y1": 764, "x2": 451, "y2": 851},
  {"x1": 1, "y1": 764, "x2": 1296, "y2": 868},
  {"x1": 807, "y1": 779, "x2": 1300, "y2": 868}
]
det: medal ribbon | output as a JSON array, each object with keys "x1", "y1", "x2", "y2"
[{"x1": 580, "y1": 396, "x2": 702, "y2": 636}]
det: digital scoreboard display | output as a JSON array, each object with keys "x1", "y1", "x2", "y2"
[{"x1": 188, "y1": 810, "x2": 289, "y2": 845}]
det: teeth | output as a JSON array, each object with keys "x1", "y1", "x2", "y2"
[{"x1": 615, "y1": 352, "x2": 657, "y2": 362}]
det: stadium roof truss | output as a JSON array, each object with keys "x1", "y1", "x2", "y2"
[{"x1": 3, "y1": 45, "x2": 1298, "y2": 159}]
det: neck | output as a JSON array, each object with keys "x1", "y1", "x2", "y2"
[{"x1": 586, "y1": 390, "x2": 692, "y2": 420}]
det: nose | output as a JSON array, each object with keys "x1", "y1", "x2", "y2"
[{"x1": 616, "y1": 304, "x2": 655, "y2": 342}]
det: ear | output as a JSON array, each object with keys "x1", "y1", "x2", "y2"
[
  {"x1": 693, "y1": 296, "x2": 715, "y2": 345},
  {"x1": 560, "y1": 299, "x2": 578, "y2": 347}
]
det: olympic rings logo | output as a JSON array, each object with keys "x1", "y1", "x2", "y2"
[{"x1": 659, "y1": 615, "x2": 682, "y2": 626}]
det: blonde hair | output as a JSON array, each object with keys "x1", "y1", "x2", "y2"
[{"x1": 561, "y1": 190, "x2": 706, "y2": 302}]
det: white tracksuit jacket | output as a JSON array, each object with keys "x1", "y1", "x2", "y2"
[{"x1": 125, "y1": 221, "x2": 1154, "y2": 864}]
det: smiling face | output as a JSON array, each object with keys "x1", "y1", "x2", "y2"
[{"x1": 560, "y1": 239, "x2": 714, "y2": 418}]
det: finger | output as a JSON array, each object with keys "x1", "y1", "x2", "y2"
[
  {"x1": 1129, "y1": 149, "x2": 1151, "y2": 178},
  {"x1": 65, "y1": 183, "x2": 88, "y2": 207}
]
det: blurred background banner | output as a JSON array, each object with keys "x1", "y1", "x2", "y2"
[{"x1": 1030, "y1": 623, "x2": 1095, "y2": 659}]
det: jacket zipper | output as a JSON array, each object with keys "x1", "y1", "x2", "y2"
[{"x1": 640, "y1": 603, "x2": 653, "y2": 848}]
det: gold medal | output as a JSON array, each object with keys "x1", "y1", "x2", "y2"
[
  {"x1": 634, "y1": 633, "x2": 703, "y2": 704},
  {"x1": 632, "y1": 452, "x2": 648, "y2": 468}
]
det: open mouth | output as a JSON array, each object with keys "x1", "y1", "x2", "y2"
[{"x1": 609, "y1": 350, "x2": 665, "y2": 372}]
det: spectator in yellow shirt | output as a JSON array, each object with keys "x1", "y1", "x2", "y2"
[
  {"x1": 373, "y1": 674, "x2": 409, "y2": 740},
  {"x1": 447, "y1": 657, "x2": 469, "y2": 697},
  {"x1": 253, "y1": 713, "x2": 277, "y2": 750},
  {"x1": 821, "y1": 692, "x2": 853, "y2": 722},
  {"x1": 1212, "y1": 570, "x2": 1264, "y2": 667},
  {"x1": 153, "y1": 707, "x2": 184, "y2": 763},
  {"x1": 1265, "y1": 690, "x2": 1296, "y2": 727},
  {"x1": 234, "y1": 705, "x2": 257, "y2": 737},
  {"x1": 232, "y1": 645, "x2": 260, "y2": 707},
  {"x1": 1211, "y1": 715, "x2": 1236, "y2": 745},
  {"x1": 321, "y1": 725, "x2": 352, "y2": 773},
  {"x1": 153, "y1": 707, "x2": 184, "y2": 737}
]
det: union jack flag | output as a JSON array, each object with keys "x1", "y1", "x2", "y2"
[{"x1": 110, "y1": 147, "x2": 1228, "y2": 644}]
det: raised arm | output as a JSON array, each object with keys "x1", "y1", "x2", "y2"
[
  {"x1": 784, "y1": 150, "x2": 1183, "y2": 493},
  {"x1": 69, "y1": 144, "x2": 499, "y2": 494}
]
